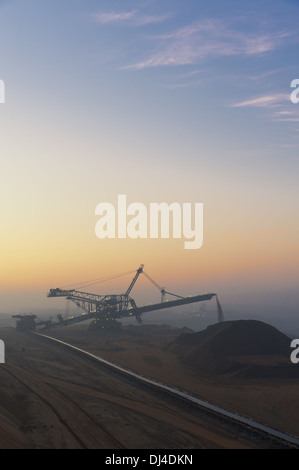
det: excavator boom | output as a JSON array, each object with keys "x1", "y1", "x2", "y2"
[{"x1": 13, "y1": 265, "x2": 220, "y2": 331}]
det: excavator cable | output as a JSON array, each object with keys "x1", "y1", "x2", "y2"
[
  {"x1": 142, "y1": 271, "x2": 163, "y2": 291},
  {"x1": 163, "y1": 291, "x2": 185, "y2": 300},
  {"x1": 60, "y1": 270, "x2": 136, "y2": 290},
  {"x1": 143, "y1": 271, "x2": 185, "y2": 300}
]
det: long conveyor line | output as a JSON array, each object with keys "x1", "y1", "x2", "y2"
[{"x1": 33, "y1": 332, "x2": 299, "y2": 449}]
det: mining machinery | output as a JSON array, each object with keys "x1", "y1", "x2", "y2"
[
  {"x1": 12, "y1": 314, "x2": 37, "y2": 332},
  {"x1": 12, "y1": 314, "x2": 53, "y2": 332},
  {"x1": 13, "y1": 265, "x2": 222, "y2": 331},
  {"x1": 48, "y1": 264, "x2": 146, "y2": 330}
]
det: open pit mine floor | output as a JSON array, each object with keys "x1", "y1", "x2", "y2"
[{"x1": 1, "y1": 323, "x2": 299, "y2": 449}]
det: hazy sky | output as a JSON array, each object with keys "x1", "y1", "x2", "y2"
[{"x1": 0, "y1": 0, "x2": 298, "y2": 317}]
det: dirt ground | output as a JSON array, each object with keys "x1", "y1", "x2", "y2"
[{"x1": 1, "y1": 323, "x2": 299, "y2": 449}]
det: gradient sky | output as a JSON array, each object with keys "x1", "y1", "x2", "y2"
[{"x1": 0, "y1": 0, "x2": 298, "y2": 319}]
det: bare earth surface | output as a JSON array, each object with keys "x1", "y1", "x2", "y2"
[{"x1": 1, "y1": 323, "x2": 299, "y2": 449}]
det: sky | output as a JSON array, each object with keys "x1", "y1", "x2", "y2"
[{"x1": 0, "y1": 0, "x2": 298, "y2": 327}]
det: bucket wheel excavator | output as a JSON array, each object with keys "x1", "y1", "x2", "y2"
[{"x1": 13, "y1": 265, "x2": 223, "y2": 331}]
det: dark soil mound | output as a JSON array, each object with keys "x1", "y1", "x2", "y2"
[{"x1": 166, "y1": 320, "x2": 298, "y2": 378}]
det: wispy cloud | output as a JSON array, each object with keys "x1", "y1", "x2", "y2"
[
  {"x1": 124, "y1": 19, "x2": 290, "y2": 70},
  {"x1": 272, "y1": 110, "x2": 296, "y2": 117},
  {"x1": 134, "y1": 13, "x2": 171, "y2": 26},
  {"x1": 231, "y1": 94, "x2": 290, "y2": 108},
  {"x1": 93, "y1": 11, "x2": 137, "y2": 24},
  {"x1": 231, "y1": 93, "x2": 299, "y2": 123},
  {"x1": 274, "y1": 117, "x2": 299, "y2": 122},
  {"x1": 93, "y1": 10, "x2": 171, "y2": 26}
]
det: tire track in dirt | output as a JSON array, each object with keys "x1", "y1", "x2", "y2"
[
  {"x1": 24, "y1": 338, "x2": 261, "y2": 449},
  {"x1": 1, "y1": 329, "x2": 263, "y2": 448},
  {"x1": 42, "y1": 374, "x2": 262, "y2": 449},
  {"x1": 3, "y1": 360, "x2": 125, "y2": 449}
]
